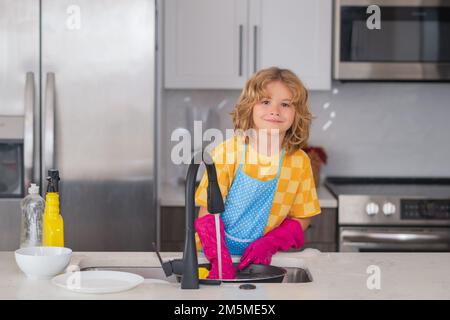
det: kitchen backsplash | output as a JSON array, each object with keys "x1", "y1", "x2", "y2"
[{"x1": 161, "y1": 81, "x2": 450, "y2": 185}]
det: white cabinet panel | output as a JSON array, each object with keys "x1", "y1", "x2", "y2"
[
  {"x1": 250, "y1": 0, "x2": 332, "y2": 90},
  {"x1": 164, "y1": 0, "x2": 332, "y2": 90},
  {"x1": 164, "y1": 0, "x2": 248, "y2": 88}
]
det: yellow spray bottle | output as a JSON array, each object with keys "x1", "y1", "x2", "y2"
[{"x1": 43, "y1": 169, "x2": 64, "y2": 246}]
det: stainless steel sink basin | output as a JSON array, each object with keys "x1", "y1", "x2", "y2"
[
  {"x1": 80, "y1": 266, "x2": 313, "y2": 283},
  {"x1": 283, "y1": 267, "x2": 313, "y2": 283}
]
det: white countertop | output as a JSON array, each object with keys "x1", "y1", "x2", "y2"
[
  {"x1": 2, "y1": 251, "x2": 450, "y2": 300},
  {"x1": 159, "y1": 182, "x2": 338, "y2": 208}
]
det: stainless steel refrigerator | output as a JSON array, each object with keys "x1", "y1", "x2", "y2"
[{"x1": 0, "y1": 0, "x2": 157, "y2": 251}]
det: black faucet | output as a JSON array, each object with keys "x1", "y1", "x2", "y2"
[
  {"x1": 154, "y1": 150, "x2": 225, "y2": 289},
  {"x1": 181, "y1": 150, "x2": 225, "y2": 289}
]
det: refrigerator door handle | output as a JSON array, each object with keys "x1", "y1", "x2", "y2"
[
  {"x1": 24, "y1": 72, "x2": 35, "y2": 190},
  {"x1": 43, "y1": 72, "x2": 56, "y2": 176}
]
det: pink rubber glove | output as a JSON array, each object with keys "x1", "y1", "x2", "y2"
[
  {"x1": 195, "y1": 214, "x2": 236, "y2": 279},
  {"x1": 238, "y1": 218, "x2": 304, "y2": 270}
]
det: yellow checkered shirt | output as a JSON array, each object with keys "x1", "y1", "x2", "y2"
[{"x1": 195, "y1": 135, "x2": 321, "y2": 236}]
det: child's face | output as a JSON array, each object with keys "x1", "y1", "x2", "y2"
[{"x1": 252, "y1": 81, "x2": 296, "y2": 137}]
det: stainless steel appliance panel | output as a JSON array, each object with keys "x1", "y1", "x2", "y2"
[
  {"x1": 327, "y1": 177, "x2": 450, "y2": 252},
  {"x1": 41, "y1": 0, "x2": 156, "y2": 250},
  {"x1": 338, "y1": 195, "x2": 450, "y2": 227},
  {"x1": 0, "y1": 0, "x2": 40, "y2": 250},
  {"x1": 0, "y1": 0, "x2": 40, "y2": 116},
  {"x1": 0, "y1": 141, "x2": 23, "y2": 197},
  {"x1": 334, "y1": 0, "x2": 450, "y2": 80},
  {"x1": 340, "y1": 227, "x2": 450, "y2": 252},
  {"x1": 338, "y1": 0, "x2": 450, "y2": 7}
]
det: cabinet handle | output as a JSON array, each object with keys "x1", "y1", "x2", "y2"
[
  {"x1": 239, "y1": 24, "x2": 243, "y2": 76},
  {"x1": 253, "y1": 25, "x2": 258, "y2": 73}
]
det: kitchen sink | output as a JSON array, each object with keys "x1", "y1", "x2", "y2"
[
  {"x1": 80, "y1": 266, "x2": 313, "y2": 283},
  {"x1": 81, "y1": 266, "x2": 179, "y2": 283},
  {"x1": 283, "y1": 267, "x2": 313, "y2": 283}
]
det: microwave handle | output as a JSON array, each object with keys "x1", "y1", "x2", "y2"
[
  {"x1": 341, "y1": 229, "x2": 450, "y2": 244},
  {"x1": 43, "y1": 72, "x2": 56, "y2": 179},
  {"x1": 23, "y1": 72, "x2": 35, "y2": 191}
]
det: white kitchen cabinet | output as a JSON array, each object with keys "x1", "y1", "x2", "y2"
[
  {"x1": 164, "y1": 0, "x2": 332, "y2": 90},
  {"x1": 164, "y1": 0, "x2": 248, "y2": 89},
  {"x1": 249, "y1": 0, "x2": 332, "y2": 90}
]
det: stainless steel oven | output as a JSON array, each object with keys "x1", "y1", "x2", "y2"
[
  {"x1": 334, "y1": 0, "x2": 450, "y2": 80},
  {"x1": 326, "y1": 177, "x2": 450, "y2": 252},
  {"x1": 340, "y1": 227, "x2": 450, "y2": 252}
]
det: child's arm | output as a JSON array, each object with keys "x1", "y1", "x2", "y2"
[
  {"x1": 198, "y1": 206, "x2": 210, "y2": 218},
  {"x1": 291, "y1": 217, "x2": 311, "y2": 231},
  {"x1": 238, "y1": 218, "x2": 304, "y2": 270}
]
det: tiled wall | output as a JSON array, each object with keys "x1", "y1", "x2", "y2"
[{"x1": 161, "y1": 81, "x2": 450, "y2": 186}]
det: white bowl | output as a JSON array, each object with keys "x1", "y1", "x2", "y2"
[{"x1": 15, "y1": 246, "x2": 72, "y2": 280}]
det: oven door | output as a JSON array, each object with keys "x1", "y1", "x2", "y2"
[
  {"x1": 340, "y1": 227, "x2": 450, "y2": 252},
  {"x1": 335, "y1": 0, "x2": 450, "y2": 80}
]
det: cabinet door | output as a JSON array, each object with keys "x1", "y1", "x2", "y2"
[
  {"x1": 160, "y1": 207, "x2": 185, "y2": 251},
  {"x1": 160, "y1": 206, "x2": 200, "y2": 251},
  {"x1": 303, "y1": 208, "x2": 337, "y2": 244},
  {"x1": 250, "y1": 0, "x2": 332, "y2": 90},
  {"x1": 164, "y1": 0, "x2": 248, "y2": 89}
]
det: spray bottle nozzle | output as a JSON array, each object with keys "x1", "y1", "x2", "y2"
[{"x1": 46, "y1": 169, "x2": 60, "y2": 192}]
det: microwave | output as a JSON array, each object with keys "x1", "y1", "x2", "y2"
[{"x1": 334, "y1": 0, "x2": 450, "y2": 80}]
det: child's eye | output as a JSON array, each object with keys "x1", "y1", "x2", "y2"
[
  {"x1": 261, "y1": 100, "x2": 270, "y2": 105},
  {"x1": 282, "y1": 103, "x2": 290, "y2": 108}
]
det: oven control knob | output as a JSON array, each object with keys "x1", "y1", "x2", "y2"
[
  {"x1": 383, "y1": 202, "x2": 396, "y2": 216},
  {"x1": 366, "y1": 202, "x2": 379, "y2": 216}
]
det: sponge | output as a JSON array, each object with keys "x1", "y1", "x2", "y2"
[{"x1": 198, "y1": 267, "x2": 209, "y2": 279}]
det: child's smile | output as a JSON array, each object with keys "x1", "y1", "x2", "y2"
[{"x1": 252, "y1": 81, "x2": 296, "y2": 136}]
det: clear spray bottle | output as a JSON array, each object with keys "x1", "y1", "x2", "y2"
[{"x1": 20, "y1": 183, "x2": 45, "y2": 248}]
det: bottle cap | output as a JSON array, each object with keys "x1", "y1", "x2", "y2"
[{"x1": 28, "y1": 183, "x2": 39, "y2": 195}]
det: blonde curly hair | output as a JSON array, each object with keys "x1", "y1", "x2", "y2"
[{"x1": 230, "y1": 67, "x2": 312, "y2": 155}]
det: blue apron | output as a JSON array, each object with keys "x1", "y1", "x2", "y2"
[{"x1": 221, "y1": 142, "x2": 284, "y2": 255}]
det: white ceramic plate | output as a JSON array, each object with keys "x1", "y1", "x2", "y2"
[{"x1": 52, "y1": 271, "x2": 144, "y2": 294}]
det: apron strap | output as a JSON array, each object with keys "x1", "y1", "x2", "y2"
[
  {"x1": 275, "y1": 147, "x2": 285, "y2": 178},
  {"x1": 239, "y1": 141, "x2": 247, "y2": 166}
]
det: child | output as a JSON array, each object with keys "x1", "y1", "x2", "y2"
[{"x1": 194, "y1": 67, "x2": 321, "y2": 279}]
